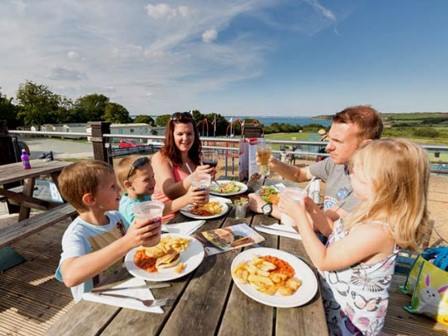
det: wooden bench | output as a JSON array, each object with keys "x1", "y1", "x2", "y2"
[{"x1": 0, "y1": 203, "x2": 76, "y2": 249}]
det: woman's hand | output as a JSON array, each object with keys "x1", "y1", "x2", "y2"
[
  {"x1": 186, "y1": 165, "x2": 214, "y2": 185},
  {"x1": 185, "y1": 185, "x2": 209, "y2": 205},
  {"x1": 126, "y1": 217, "x2": 161, "y2": 248}
]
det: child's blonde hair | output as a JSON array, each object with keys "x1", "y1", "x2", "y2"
[
  {"x1": 344, "y1": 138, "x2": 430, "y2": 250},
  {"x1": 115, "y1": 155, "x2": 151, "y2": 191},
  {"x1": 58, "y1": 160, "x2": 114, "y2": 211}
]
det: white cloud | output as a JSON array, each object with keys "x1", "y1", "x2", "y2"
[
  {"x1": 67, "y1": 51, "x2": 79, "y2": 59},
  {"x1": 304, "y1": 0, "x2": 336, "y2": 22},
  {"x1": 0, "y1": 0, "x2": 351, "y2": 116},
  {"x1": 202, "y1": 29, "x2": 218, "y2": 43},
  {"x1": 145, "y1": 3, "x2": 191, "y2": 19}
]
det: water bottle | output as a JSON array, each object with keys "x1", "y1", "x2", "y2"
[{"x1": 21, "y1": 149, "x2": 31, "y2": 169}]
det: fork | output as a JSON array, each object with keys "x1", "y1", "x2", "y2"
[{"x1": 97, "y1": 293, "x2": 174, "y2": 307}]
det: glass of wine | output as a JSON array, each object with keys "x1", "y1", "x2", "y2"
[{"x1": 202, "y1": 150, "x2": 218, "y2": 169}]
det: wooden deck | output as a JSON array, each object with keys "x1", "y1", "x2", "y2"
[{"x1": 0, "y1": 174, "x2": 447, "y2": 336}]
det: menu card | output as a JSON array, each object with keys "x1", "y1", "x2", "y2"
[{"x1": 196, "y1": 224, "x2": 265, "y2": 256}]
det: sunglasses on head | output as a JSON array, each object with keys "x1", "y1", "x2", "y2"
[
  {"x1": 127, "y1": 156, "x2": 149, "y2": 179},
  {"x1": 170, "y1": 111, "x2": 193, "y2": 122}
]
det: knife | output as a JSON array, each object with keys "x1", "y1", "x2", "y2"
[{"x1": 91, "y1": 282, "x2": 171, "y2": 293}]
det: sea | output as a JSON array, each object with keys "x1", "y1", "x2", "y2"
[{"x1": 224, "y1": 116, "x2": 331, "y2": 127}]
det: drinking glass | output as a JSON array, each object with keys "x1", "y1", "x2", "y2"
[
  {"x1": 280, "y1": 188, "x2": 306, "y2": 227},
  {"x1": 202, "y1": 150, "x2": 218, "y2": 168},
  {"x1": 256, "y1": 140, "x2": 272, "y2": 177},
  {"x1": 191, "y1": 173, "x2": 211, "y2": 204},
  {"x1": 133, "y1": 200, "x2": 164, "y2": 246}
]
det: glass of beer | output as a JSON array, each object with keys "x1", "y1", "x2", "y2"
[{"x1": 256, "y1": 140, "x2": 272, "y2": 177}]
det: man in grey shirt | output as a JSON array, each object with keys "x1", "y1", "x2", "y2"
[{"x1": 249, "y1": 105, "x2": 383, "y2": 220}]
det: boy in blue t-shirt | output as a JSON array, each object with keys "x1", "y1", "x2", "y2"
[
  {"x1": 55, "y1": 160, "x2": 162, "y2": 301},
  {"x1": 116, "y1": 155, "x2": 206, "y2": 226}
]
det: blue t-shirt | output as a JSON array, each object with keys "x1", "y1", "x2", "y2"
[
  {"x1": 55, "y1": 211, "x2": 128, "y2": 302},
  {"x1": 119, "y1": 194, "x2": 151, "y2": 228}
]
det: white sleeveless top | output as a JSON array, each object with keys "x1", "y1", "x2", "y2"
[{"x1": 320, "y1": 220, "x2": 398, "y2": 336}]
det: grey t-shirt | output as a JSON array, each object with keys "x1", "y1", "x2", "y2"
[{"x1": 309, "y1": 158, "x2": 358, "y2": 213}]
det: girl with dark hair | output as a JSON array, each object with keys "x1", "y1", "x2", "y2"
[{"x1": 152, "y1": 112, "x2": 215, "y2": 204}]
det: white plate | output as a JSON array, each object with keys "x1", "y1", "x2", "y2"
[
  {"x1": 180, "y1": 197, "x2": 229, "y2": 220},
  {"x1": 210, "y1": 180, "x2": 248, "y2": 197},
  {"x1": 231, "y1": 247, "x2": 318, "y2": 308},
  {"x1": 124, "y1": 234, "x2": 205, "y2": 282}
]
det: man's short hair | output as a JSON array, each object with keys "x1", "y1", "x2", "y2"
[
  {"x1": 333, "y1": 105, "x2": 383, "y2": 140},
  {"x1": 58, "y1": 160, "x2": 114, "y2": 211}
]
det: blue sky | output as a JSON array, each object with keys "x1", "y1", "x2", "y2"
[{"x1": 1, "y1": 0, "x2": 447, "y2": 117}]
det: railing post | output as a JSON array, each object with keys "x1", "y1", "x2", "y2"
[
  {"x1": 0, "y1": 120, "x2": 17, "y2": 166},
  {"x1": 90, "y1": 121, "x2": 112, "y2": 165}
]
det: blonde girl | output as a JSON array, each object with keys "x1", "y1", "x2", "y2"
[{"x1": 279, "y1": 138, "x2": 430, "y2": 336}]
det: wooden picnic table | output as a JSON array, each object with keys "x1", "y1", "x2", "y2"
[
  {"x1": 0, "y1": 159, "x2": 72, "y2": 221},
  {"x1": 47, "y1": 193, "x2": 329, "y2": 336}
]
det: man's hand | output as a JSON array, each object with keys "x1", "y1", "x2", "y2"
[{"x1": 248, "y1": 193, "x2": 266, "y2": 213}]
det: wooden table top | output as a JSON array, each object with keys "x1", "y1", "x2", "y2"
[
  {"x1": 47, "y1": 202, "x2": 328, "y2": 336},
  {"x1": 0, "y1": 160, "x2": 72, "y2": 185}
]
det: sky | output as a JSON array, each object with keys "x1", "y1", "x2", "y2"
[{"x1": 1, "y1": 0, "x2": 448, "y2": 117}]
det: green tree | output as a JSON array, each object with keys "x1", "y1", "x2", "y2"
[
  {"x1": 192, "y1": 110, "x2": 204, "y2": 123},
  {"x1": 205, "y1": 113, "x2": 229, "y2": 136},
  {"x1": 104, "y1": 102, "x2": 132, "y2": 123},
  {"x1": 156, "y1": 114, "x2": 171, "y2": 126},
  {"x1": 16, "y1": 81, "x2": 60, "y2": 126},
  {"x1": 134, "y1": 115, "x2": 155, "y2": 126},
  {"x1": 74, "y1": 94, "x2": 109, "y2": 122},
  {"x1": 0, "y1": 89, "x2": 21, "y2": 128}
]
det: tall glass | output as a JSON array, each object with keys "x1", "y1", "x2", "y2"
[
  {"x1": 191, "y1": 173, "x2": 211, "y2": 204},
  {"x1": 256, "y1": 140, "x2": 272, "y2": 177},
  {"x1": 133, "y1": 200, "x2": 164, "y2": 246},
  {"x1": 280, "y1": 188, "x2": 306, "y2": 227}
]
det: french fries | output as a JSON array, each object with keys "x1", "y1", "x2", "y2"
[
  {"x1": 232, "y1": 256, "x2": 302, "y2": 296},
  {"x1": 135, "y1": 236, "x2": 190, "y2": 273},
  {"x1": 191, "y1": 201, "x2": 222, "y2": 216}
]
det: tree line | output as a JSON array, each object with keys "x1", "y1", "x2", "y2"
[{"x1": 0, "y1": 81, "x2": 155, "y2": 129}]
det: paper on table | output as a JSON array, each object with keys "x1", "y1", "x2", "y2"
[
  {"x1": 254, "y1": 224, "x2": 302, "y2": 241},
  {"x1": 162, "y1": 220, "x2": 205, "y2": 236},
  {"x1": 209, "y1": 196, "x2": 233, "y2": 204},
  {"x1": 82, "y1": 277, "x2": 163, "y2": 314}
]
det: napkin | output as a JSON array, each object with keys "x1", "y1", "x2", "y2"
[
  {"x1": 254, "y1": 224, "x2": 302, "y2": 240},
  {"x1": 82, "y1": 277, "x2": 163, "y2": 313},
  {"x1": 162, "y1": 220, "x2": 205, "y2": 236},
  {"x1": 209, "y1": 196, "x2": 233, "y2": 204}
]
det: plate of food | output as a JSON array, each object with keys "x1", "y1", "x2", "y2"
[
  {"x1": 210, "y1": 180, "x2": 248, "y2": 197},
  {"x1": 124, "y1": 234, "x2": 205, "y2": 282},
  {"x1": 180, "y1": 198, "x2": 229, "y2": 220},
  {"x1": 231, "y1": 247, "x2": 318, "y2": 308},
  {"x1": 257, "y1": 186, "x2": 280, "y2": 205}
]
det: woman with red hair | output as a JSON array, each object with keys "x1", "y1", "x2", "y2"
[{"x1": 152, "y1": 112, "x2": 215, "y2": 204}]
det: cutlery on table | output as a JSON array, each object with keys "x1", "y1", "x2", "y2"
[
  {"x1": 97, "y1": 293, "x2": 175, "y2": 307},
  {"x1": 91, "y1": 283, "x2": 171, "y2": 293},
  {"x1": 259, "y1": 224, "x2": 299, "y2": 234}
]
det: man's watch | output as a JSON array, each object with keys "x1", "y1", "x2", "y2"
[{"x1": 261, "y1": 203, "x2": 273, "y2": 216}]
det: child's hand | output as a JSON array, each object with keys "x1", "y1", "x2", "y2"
[
  {"x1": 185, "y1": 185, "x2": 209, "y2": 205},
  {"x1": 278, "y1": 194, "x2": 305, "y2": 221},
  {"x1": 126, "y1": 217, "x2": 161, "y2": 248}
]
